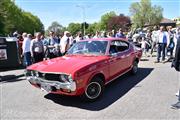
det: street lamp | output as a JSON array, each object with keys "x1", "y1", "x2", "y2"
[{"x1": 76, "y1": 5, "x2": 86, "y2": 36}]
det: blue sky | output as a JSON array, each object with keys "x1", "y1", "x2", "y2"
[{"x1": 15, "y1": 0, "x2": 180, "y2": 29}]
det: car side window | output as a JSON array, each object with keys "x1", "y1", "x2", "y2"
[
  {"x1": 109, "y1": 45, "x2": 118, "y2": 54},
  {"x1": 109, "y1": 40, "x2": 129, "y2": 54}
]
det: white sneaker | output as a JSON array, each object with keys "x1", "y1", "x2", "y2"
[
  {"x1": 176, "y1": 91, "x2": 179, "y2": 97},
  {"x1": 171, "y1": 101, "x2": 180, "y2": 109}
]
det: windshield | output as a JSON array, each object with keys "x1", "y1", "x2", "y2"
[{"x1": 67, "y1": 40, "x2": 108, "y2": 55}]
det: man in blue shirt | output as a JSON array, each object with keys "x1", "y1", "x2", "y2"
[
  {"x1": 115, "y1": 28, "x2": 125, "y2": 38},
  {"x1": 45, "y1": 31, "x2": 60, "y2": 59}
]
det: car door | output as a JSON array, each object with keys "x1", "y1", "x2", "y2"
[
  {"x1": 116, "y1": 40, "x2": 131, "y2": 71},
  {"x1": 108, "y1": 40, "x2": 131, "y2": 79}
]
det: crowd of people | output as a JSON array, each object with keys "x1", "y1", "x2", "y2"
[
  {"x1": 13, "y1": 28, "x2": 127, "y2": 67},
  {"x1": 13, "y1": 26, "x2": 180, "y2": 67},
  {"x1": 129, "y1": 26, "x2": 180, "y2": 63}
]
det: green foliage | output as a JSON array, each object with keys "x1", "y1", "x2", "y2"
[
  {"x1": 67, "y1": 23, "x2": 81, "y2": 36},
  {"x1": 129, "y1": 0, "x2": 163, "y2": 28},
  {"x1": 0, "y1": 0, "x2": 44, "y2": 36},
  {"x1": 86, "y1": 22, "x2": 99, "y2": 35},
  {"x1": 107, "y1": 14, "x2": 131, "y2": 31},
  {"x1": 99, "y1": 11, "x2": 117, "y2": 31}
]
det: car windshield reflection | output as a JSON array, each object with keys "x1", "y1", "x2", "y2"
[{"x1": 67, "y1": 40, "x2": 108, "y2": 56}]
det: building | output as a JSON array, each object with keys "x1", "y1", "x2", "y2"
[{"x1": 160, "y1": 18, "x2": 176, "y2": 28}]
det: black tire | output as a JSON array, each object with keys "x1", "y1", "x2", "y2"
[
  {"x1": 131, "y1": 60, "x2": 138, "y2": 75},
  {"x1": 82, "y1": 77, "x2": 104, "y2": 102}
]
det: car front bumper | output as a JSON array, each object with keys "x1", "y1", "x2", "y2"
[{"x1": 27, "y1": 76, "x2": 76, "y2": 92}]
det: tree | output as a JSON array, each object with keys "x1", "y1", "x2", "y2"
[
  {"x1": 0, "y1": 0, "x2": 44, "y2": 36},
  {"x1": 67, "y1": 23, "x2": 81, "y2": 36},
  {"x1": 0, "y1": 0, "x2": 6, "y2": 35},
  {"x1": 86, "y1": 22, "x2": 99, "y2": 35},
  {"x1": 99, "y1": 11, "x2": 116, "y2": 31},
  {"x1": 107, "y1": 14, "x2": 131, "y2": 31},
  {"x1": 129, "y1": 0, "x2": 163, "y2": 28},
  {"x1": 47, "y1": 21, "x2": 63, "y2": 35}
]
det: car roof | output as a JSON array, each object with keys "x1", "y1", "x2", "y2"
[{"x1": 82, "y1": 37, "x2": 127, "y2": 42}]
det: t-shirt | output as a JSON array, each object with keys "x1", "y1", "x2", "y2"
[
  {"x1": 60, "y1": 36, "x2": 69, "y2": 53},
  {"x1": 30, "y1": 39, "x2": 44, "y2": 53}
]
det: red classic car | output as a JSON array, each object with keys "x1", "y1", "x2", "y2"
[{"x1": 25, "y1": 38, "x2": 142, "y2": 101}]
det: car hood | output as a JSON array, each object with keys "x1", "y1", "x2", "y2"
[{"x1": 27, "y1": 55, "x2": 108, "y2": 74}]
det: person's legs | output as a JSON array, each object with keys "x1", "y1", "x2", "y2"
[
  {"x1": 33, "y1": 52, "x2": 39, "y2": 63},
  {"x1": 40, "y1": 52, "x2": 44, "y2": 61},
  {"x1": 170, "y1": 48, "x2": 174, "y2": 58},
  {"x1": 151, "y1": 42, "x2": 156, "y2": 55},
  {"x1": 157, "y1": 44, "x2": 162, "y2": 62},
  {"x1": 162, "y1": 43, "x2": 167, "y2": 61},
  {"x1": 171, "y1": 72, "x2": 180, "y2": 109},
  {"x1": 23, "y1": 53, "x2": 27, "y2": 66},
  {"x1": 26, "y1": 52, "x2": 32, "y2": 66},
  {"x1": 178, "y1": 72, "x2": 180, "y2": 101}
]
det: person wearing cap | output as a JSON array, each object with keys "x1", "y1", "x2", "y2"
[{"x1": 60, "y1": 31, "x2": 70, "y2": 55}]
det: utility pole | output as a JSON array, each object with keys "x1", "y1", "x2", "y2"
[{"x1": 76, "y1": 5, "x2": 86, "y2": 36}]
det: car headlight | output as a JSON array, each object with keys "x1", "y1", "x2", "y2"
[
  {"x1": 59, "y1": 74, "x2": 69, "y2": 82},
  {"x1": 30, "y1": 71, "x2": 34, "y2": 76},
  {"x1": 59, "y1": 74, "x2": 74, "y2": 83},
  {"x1": 35, "y1": 71, "x2": 39, "y2": 77}
]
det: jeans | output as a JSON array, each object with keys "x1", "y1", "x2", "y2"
[
  {"x1": 151, "y1": 42, "x2": 157, "y2": 55},
  {"x1": 33, "y1": 52, "x2": 44, "y2": 63},
  {"x1": 24, "y1": 52, "x2": 32, "y2": 66},
  {"x1": 157, "y1": 43, "x2": 167, "y2": 61}
]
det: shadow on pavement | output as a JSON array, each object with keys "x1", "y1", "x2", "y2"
[
  {"x1": 140, "y1": 58, "x2": 149, "y2": 61},
  {"x1": 0, "y1": 74, "x2": 25, "y2": 83},
  {"x1": 44, "y1": 67, "x2": 154, "y2": 111},
  {"x1": 0, "y1": 66, "x2": 25, "y2": 72}
]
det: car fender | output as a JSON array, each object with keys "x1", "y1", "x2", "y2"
[{"x1": 86, "y1": 71, "x2": 106, "y2": 86}]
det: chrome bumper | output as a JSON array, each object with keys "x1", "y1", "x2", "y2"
[{"x1": 27, "y1": 76, "x2": 76, "y2": 92}]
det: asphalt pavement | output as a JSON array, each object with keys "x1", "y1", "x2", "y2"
[{"x1": 0, "y1": 56, "x2": 180, "y2": 120}]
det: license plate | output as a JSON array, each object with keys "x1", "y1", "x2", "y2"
[{"x1": 41, "y1": 84, "x2": 52, "y2": 92}]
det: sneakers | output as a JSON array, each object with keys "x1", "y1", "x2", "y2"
[{"x1": 171, "y1": 101, "x2": 180, "y2": 109}]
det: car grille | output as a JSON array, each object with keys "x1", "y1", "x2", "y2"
[{"x1": 36, "y1": 72, "x2": 65, "y2": 83}]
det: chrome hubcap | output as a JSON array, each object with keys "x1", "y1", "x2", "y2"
[{"x1": 85, "y1": 82, "x2": 101, "y2": 99}]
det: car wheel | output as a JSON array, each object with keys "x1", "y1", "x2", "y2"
[
  {"x1": 82, "y1": 77, "x2": 104, "y2": 102},
  {"x1": 131, "y1": 61, "x2": 138, "y2": 75}
]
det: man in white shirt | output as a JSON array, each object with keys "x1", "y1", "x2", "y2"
[
  {"x1": 22, "y1": 34, "x2": 32, "y2": 66},
  {"x1": 75, "y1": 32, "x2": 83, "y2": 43},
  {"x1": 60, "y1": 31, "x2": 70, "y2": 55},
  {"x1": 155, "y1": 26, "x2": 170, "y2": 63}
]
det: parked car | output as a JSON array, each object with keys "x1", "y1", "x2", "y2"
[{"x1": 25, "y1": 38, "x2": 142, "y2": 101}]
